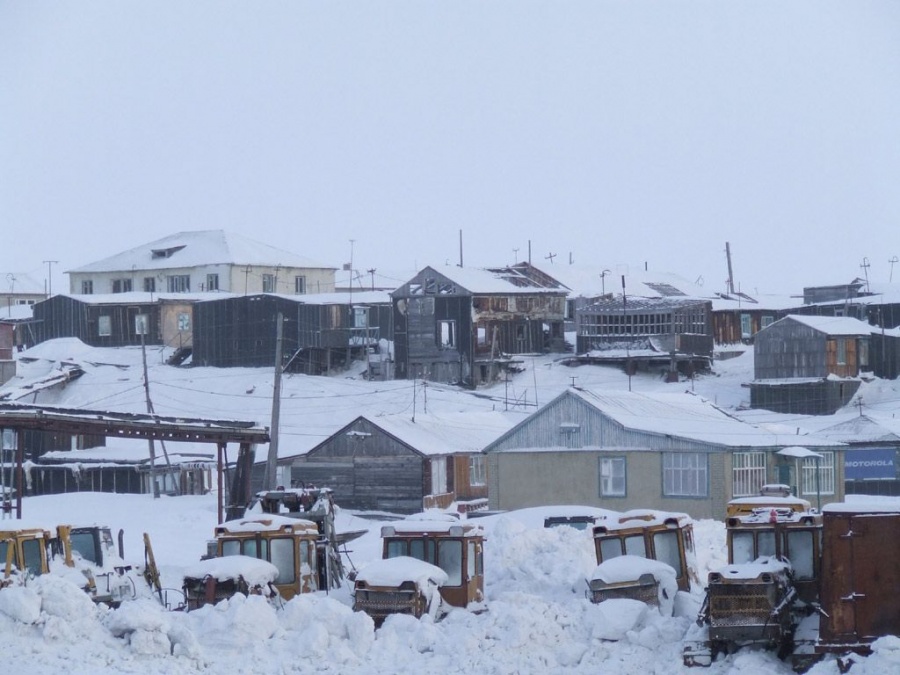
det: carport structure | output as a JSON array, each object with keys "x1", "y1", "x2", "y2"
[{"x1": 0, "y1": 403, "x2": 269, "y2": 523}]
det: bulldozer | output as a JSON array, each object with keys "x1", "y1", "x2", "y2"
[
  {"x1": 352, "y1": 513, "x2": 485, "y2": 624},
  {"x1": 683, "y1": 494, "x2": 823, "y2": 667},
  {"x1": 0, "y1": 526, "x2": 52, "y2": 587},
  {"x1": 587, "y1": 509, "x2": 698, "y2": 610},
  {"x1": 182, "y1": 513, "x2": 321, "y2": 610}
]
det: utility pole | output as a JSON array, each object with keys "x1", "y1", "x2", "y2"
[
  {"x1": 860, "y1": 257, "x2": 871, "y2": 293},
  {"x1": 265, "y1": 313, "x2": 284, "y2": 490},
  {"x1": 43, "y1": 260, "x2": 58, "y2": 297},
  {"x1": 367, "y1": 268, "x2": 376, "y2": 290},
  {"x1": 725, "y1": 242, "x2": 736, "y2": 295},
  {"x1": 458, "y1": 230, "x2": 464, "y2": 267},
  {"x1": 623, "y1": 275, "x2": 631, "y2": 392},
  {"x1": 140, "y1": 321, "x2": 173, "y2": 497}
]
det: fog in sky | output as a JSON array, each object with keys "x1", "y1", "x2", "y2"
[{"x1": 2, "y1": 1, "x2": 899, "y2": 297}]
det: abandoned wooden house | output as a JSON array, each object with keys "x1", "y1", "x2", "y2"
[
  {"x1": 709, "y1": 292, "x2": 794, "y2": 345},
  {"x1": 191, "y1": 291, "x2": 393, "y2": 374},
  {"x1": 391, "y1": 264, "x2": 568, "y2": 387},
  {"x1": 750, "y1": 314, "x2": 891, "y2": 415},
  {"x1": 288, "y1": 411, "x2": 518, "y2": 513},
  {"x1": 30, "y1": 292, "x2": 207, "y2": 353},
  {"x1": 573, "y1": 296, "x2": 714, "y2": 375}
]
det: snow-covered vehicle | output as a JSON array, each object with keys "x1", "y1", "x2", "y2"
[
  {"x1": 352, "y1": 556, "x2": 449, "y2": 622},
  {"x1": 248, "y1": 487, "x2": 364, "y2": 590},
  {"x1": 187, "y1": 514, "x2": 320, "y2": 607},
  {"x1": 684, "y1": 494, "x2": 823, "y2": 667},
  {"x1": 588, "y1": 555, "x2": 678, "y2": 613},
  {"x1": 590, "y1": 509, "x2": 698, "y2": 604},
  {"x1": 0, "y1": 526, "x2": 52, "y2": 587},
  {"x1": 53, "y1": 524, "x2": 139, "y2": 606},
  {"x1": 182, "y1": 555, "x2": 280, "y2": 610},
  {"x1": 353, "y1": 513, "x2": 485, "y2": 623}
]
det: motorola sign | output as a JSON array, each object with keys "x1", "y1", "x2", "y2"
[{"x1": 844, "y1": 448, "x2": 897, "y2": 480}]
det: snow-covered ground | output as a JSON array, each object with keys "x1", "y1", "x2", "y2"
[{"x1": 0, "y1": 492, "x2": 898, "y2": 674}]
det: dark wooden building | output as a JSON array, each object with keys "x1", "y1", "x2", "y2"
[
  {"x1": 575, "y1": 296, "x2": 714, "y2": 360},
  {"x1": 289, "y1": 412, "x2": 516, "y2": 513},
  {"x1": 392, "y1": 265, "x2": 567, "y2": 387},
  {"x1": 750, "y1": 315, "x2": 879, "y2": 415},
  {"x1": 32, "y1": 293, "x2": 164, "y2": 348},
  {"x1": 709, "y1": 293, "x2": 793, "y2": 345},
  {"x1": 191, "y1": 291, "x2": 392, "y2": 374}
]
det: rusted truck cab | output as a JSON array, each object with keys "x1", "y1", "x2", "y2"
[
  {"x1": 590, "y1": 509, "x2": 698, "y2": 602},
  {"x1": 353, "y1": 514, "x2": 485, "y2": 622},
  {"x1": 0, "y1": 527, "x2": 51, "y2": 586},
  {"x1": 684, "y1": 493, "x2": 823, "y2": 667},
  {"x1": 184, "y1": 514, "x2": 319, "y2": 608}
]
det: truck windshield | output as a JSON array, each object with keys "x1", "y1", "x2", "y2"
[
  {"x1": 21, "y1": 539, "x2": 43, "y2": 576},
  {"x1": 437, "y1": 540, "x2": 462, "y2": 586},
  {"x1": 70, "y1": 531, "x2": 98, "y2": 564},
  {"x1": 269, "y1": 537, "x2": 295, "y2": 585},
  {"x1": 653, "y1": 530, "x2": 683, "y2": 577}
]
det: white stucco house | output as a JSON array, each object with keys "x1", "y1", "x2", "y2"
[{"x1": 66, "y1": 230, "x2": 338, "y2": 297}]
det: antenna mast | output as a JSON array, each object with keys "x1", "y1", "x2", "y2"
[{"x1": 725, "y1": 242, "x2": 735, "y2": 295}]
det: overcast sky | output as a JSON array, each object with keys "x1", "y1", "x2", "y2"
[{"x1": 2, "y1": 1, "x2": 899, "y2": 297}]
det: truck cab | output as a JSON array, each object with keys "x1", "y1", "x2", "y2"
[
  {"x1": 185, "y1": 514, "x2": 319, "y2": 607},
  {"x1": 591, "y1": 510, "x2": 698, "y2": 594},
  {"x1": 0, "y1": 527, "x2": 51, "y2": 586},
  {"x1": 353, "y1": 513, "x2": 485, "y2": 622}
]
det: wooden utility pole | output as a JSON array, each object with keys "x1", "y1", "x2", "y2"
[{"x1": 265, "y1": 313, "x2": 284, "y2": 490}]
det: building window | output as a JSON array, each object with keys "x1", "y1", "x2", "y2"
[
  {"x1": 438, "y1": 320, "x2": 456, "y2": 348},
  {"x1": 761, "y1": 315, "x2": 774, "y2": 329},
  {"x1": 732, "y1": 451, "x2": 767, "y2": 497},
  {"x1": 134, "y1": 314, "x2": 148, "y2": 335},
  {"x1": 354, "y1": 307, "x2": 368, "y2": 328},
  {"x1": 143, "y1": 277, "x2": 156, "y2": 293},
  {"x1": 431, "y1": 458, "x2": 447, "y2": 494},
  {"x1": 599, "y1": 457, "x2": 626, "y2": 497},
  {"x1": 206, "y1": 274, "x2": 219, "y2": 291},
  {"x1": 559, "y1": 423, "x2": 581, "y2": 449},
  {"x1": 98, "y1": 315, "x2": 112, "y2": 337},
  {"x1": 81, "y1": 280, "x2": 93, "y2": 294},
  {"x1": 836, "y1": 339, "x2": 847, "y2": 365},
  {"x1": 663, "y1": 452, "x2": 708, "y2": 497},
  {"x1": 859, "y1": 338, "x2": 869, "y2": 368},
  {"x1": 262, "y1": 274, "x2": 275, "y2": 293},
  {"x1": 166, "y1": 275, "x2": 190, "y2": 292},
  {"x1": 740, "y1": 314, "x2": 752, "y2": 339},
  {"x1": 469, "y1": 455, "x2": 486, "y2": 487},
  {"x1": 112, "y1": 278, "x2": 132, "y2": 294},
  {"x1": 802, "y1": 451, "x2": 835, "y2": 496},
  {"x1": 294, "y1": 276, "x2": 306, "y2": 294},
  {"x1": 177, "y1": 312, "x2": 191, "y2": 331}
]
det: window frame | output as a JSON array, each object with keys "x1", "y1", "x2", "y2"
[
  {"x1": 801, "y1": 451, "x2": 835, "y2": 496},
  {"x1": 662, "y1": 452, "x2": 709, "y2": 498},
  {"x1": 599, "y1": 456, "x2": 627, "y2": 497},
  {"x1": 468, "y1": 455, "x2": 486, "y2": 487},
  {"x1": 98, "y1": 315, "x2": 112, "y2": 337},
  {"x1": 732, "y1": 451, "x2": 767, "y2": 498}
]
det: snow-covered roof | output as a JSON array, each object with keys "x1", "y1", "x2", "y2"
[
  {"x1": 410, "y1": 265, "x2": 566, "y2": 295},
  {"x1": 823, "y1": 499, "x2": 900, "y2": 514},
  {"x1": 67, "y1": 230, "x2": 336, "y2": 274},
  {"x1": 0, "y1": 304, "x2": 34, "y2": 321},
  {"x1": 0, "y1": 271, "x2": 45, "y2": 295},
  {"x1": 775, "y1": 314, "x2": 877, "y2": 336},
  {"x1": 262, "y1": 290, "x2": 392, "y2": 305},
  {"x1": 46, "y1": 291, "x2": 236, "y2": 306},
  {"x1": 357, "y1": 412, "x2": 518, "y2": 457},
  {"x1": 571, "y1": 388, "x2": 804, "y2": 449},
  {"x1": 383, "y1": 518, "x2": 484, "y2": 537},
  {"x1": 807, "y1": 413, "x2": 900, "y2": 444}
]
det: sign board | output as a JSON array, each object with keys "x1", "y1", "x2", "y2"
[{"x1": 844, "y1": 448, "x2": 897, "y2": 481}]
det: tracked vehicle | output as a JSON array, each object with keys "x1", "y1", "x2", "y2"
[
  {"x1": 353, "y1": 513, "x2": 485, "y2": 623},
  {"x1": 684, "y1": 495, "x2": 823, "y2": 667},
  {"x1": 587, "y1": 509, "x2": 698, "y2": 608}
]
